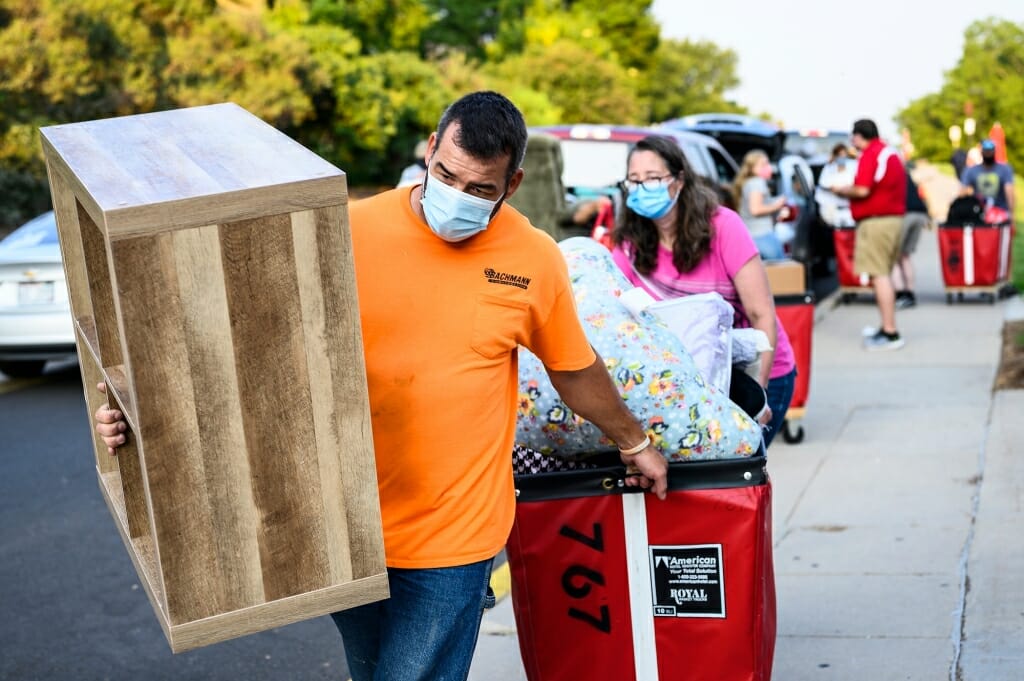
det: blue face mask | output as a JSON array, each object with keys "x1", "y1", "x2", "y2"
[
  {"x1": 626, "y1": 184, "x2": 679, "y2": 220},
  {"x1": 420, "y1": 172, "x2": 503, "y2": 242}
]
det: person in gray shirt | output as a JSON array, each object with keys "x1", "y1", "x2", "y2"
[
  {"x1": 732, "y1": 150, "x2": 787, "y2": 260},
  {"x1": 960, "y1": 138, "x2": 1015, "y2": 215}
]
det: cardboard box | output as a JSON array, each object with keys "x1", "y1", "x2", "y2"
[
  {"x1": 41, "y1": 104, "x2": 388, "y2": 652},
  {"x1": 764, "y1": 259, "x2": 806, "y2": 296}
]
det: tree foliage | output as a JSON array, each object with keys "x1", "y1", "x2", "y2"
[
  {"x1": 639, "y1": 38, "x2": 747, "y2": 123},
  {"x1": 897, "y1": 18, "x2": 1024, "y2": 173},
  {"x1": 0, "y1": 0, "x2": 749, "y2": 230}
]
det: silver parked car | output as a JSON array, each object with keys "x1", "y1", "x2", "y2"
[{"x1": 0, "y1": 211, "x2": 76, "y2": 377}]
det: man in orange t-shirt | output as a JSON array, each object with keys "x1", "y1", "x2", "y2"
[{"x1": 93, "y1": 91, "x2": 666, "y2": 680}]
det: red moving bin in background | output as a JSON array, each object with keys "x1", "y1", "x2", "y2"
[
  {"x1": 507, "y1": 455, "x2": 775, "y2": 681},
  {"x1": 832, "y1": 225, "x2": 873, "y2": 303},
  {"x1": 775, "y1": 292, "x2": 814, "y2": 444},
  {"x1": 937, "y1": 221, "x2": 1014, "y2": 304}
]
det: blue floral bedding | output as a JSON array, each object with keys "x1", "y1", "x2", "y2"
[{"x1": 516, "y1": 237, "x2": 762, "y2": 461}]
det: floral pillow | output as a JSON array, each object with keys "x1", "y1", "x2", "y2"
[{"x1": 516, "y1": 237, "x2": 762, "y2": 462}]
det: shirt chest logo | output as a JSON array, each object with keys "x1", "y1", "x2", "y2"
[{"x1": 484, "y1": 268, "x2": 532, "y2": 290}]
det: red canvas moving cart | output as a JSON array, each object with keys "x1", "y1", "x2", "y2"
[
  {"x1": 507, "y1": 453, "x2": 775, "y2": 681},
  {"x1": 832, "y1": 225, "x2": 873, "y2": 303},
  {"x1": 937, "y1": 220, "x2": 1014, "y2": 304},
  {"x1": 764, "y1": 260, "x2": 815, "y2": 444},
  {"x1": 775, "y1": 292, "x2": 815, "y2": 444}
]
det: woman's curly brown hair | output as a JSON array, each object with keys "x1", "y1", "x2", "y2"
[{"x1": 612, "y1": 135, "x2": 720, "y2": 275}]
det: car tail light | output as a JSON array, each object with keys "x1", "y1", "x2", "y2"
[{"x1": 776, "y1": 203, "x2": 800, "y2": 223}]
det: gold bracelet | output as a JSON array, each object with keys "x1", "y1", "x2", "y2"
[{"x1": 618, "y1": 435, "x2": 651, "y2": 457}]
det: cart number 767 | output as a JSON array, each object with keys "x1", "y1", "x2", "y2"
[{"x1": 559, "y1": 522, "x2": 611, "y2": 634}]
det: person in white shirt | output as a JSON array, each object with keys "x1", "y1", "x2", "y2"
[{"x1": 815, "y1": 143, "x2": 857, "y2": 228}]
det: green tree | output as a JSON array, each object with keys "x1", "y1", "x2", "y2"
[
  {"x1": 422, "y1": 0, "x2": 505, "y2": 60},
  {"x1": 0, "y1": 0, "x2": 178, "y2": 228},
  {"x1": 0, "y1": 0, "x2": 772, "y2": 229},
  {"x1": 897, "y1": 18, "x2": 1024, "y2": 172},
  {"x1": 285, "y1": 14, "x2": 453, "y2": 185},
  {"x1": 307, "y1": 0, "x2": 431, "y2": 54},
  {"x1": 569, "y1": 0, "x2": 659, "y2": 71},
  {"x1": 490, "y1": 39, "x2": 643, "y2": 123},
  {"x1": 165, "y1": 12, "x2": 316, "y2": 129},
  {"x1": 435, "y1": 53, "x2": 561, "y2": 126},
  {"x1": 639, "y1": 38, "x2": 746, "y2": 123}
]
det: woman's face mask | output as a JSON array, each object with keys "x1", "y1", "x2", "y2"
[
  {"x1": 626, "y1": 183, "x2": 679, "y2": 220},
  {"x1": 420, "y1": 171, "x2": 504, "y2": 242}
]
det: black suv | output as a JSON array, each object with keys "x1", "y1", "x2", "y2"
[{"x1": 661, "y1": 114, "x2": 829, "y2": 280}]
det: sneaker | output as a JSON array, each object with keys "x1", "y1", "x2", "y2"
[
  {"x1": 895, "y1": 291, "x2": 916, "y2": 309},
  {"x1": 861, "y1": 325, "x2": 880, "y2": 337},
  {"x1": 863, "y1": 329, "x2": 905, "y2": 351}
]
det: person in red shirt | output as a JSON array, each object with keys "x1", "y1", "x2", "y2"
[{"x1": 830, "y1": 119, "x2": 907, "y2": 350}]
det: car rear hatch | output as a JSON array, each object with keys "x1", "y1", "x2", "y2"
[{"x1": 697, "y1": 129, "x2": 786, "y2": 164}]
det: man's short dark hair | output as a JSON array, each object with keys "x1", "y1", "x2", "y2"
[
  {"x1": 436, "y1": 91, "x2": 527, "y2": 183},
  {"x1": 852, "y1": 119, "x2": 879, "y2": 140}
]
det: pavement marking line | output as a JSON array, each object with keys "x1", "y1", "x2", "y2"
[
  {"x1": 0, "y1": 378, "x2": 45, "y2": 395},
  {"x1": 491, "y1": 560, "x2": 511, "y2": 602}
]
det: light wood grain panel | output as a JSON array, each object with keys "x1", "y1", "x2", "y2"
[
  {"x1": 138, "y1": 103, "x2": 313, "y2": 192},
  {"x1": 77, "y1": 202, "x2": 123, "y2": 367},
  {"x1": 110, "y1": 414, "x2": 148, "y2": 540},
  {"x1": 40, "y1": 104, "x2": 346, "y2": 239},
  {"x1": 170, "y1": 573, "x2": 389, "y2": 653},
  {"x1": 102, "y1": 364, "x2": 146, "y2": 541},
  {"x1": 171, "y1": 225, "x2": 265, "y2": 611},
  {"x1": 291, "y1": 210, "x2": 353, "y2": 585},
  {"x1": 305, "y1": 206, "x2": 385, "y2": 579},
  {"x1": 104, "y1": 364, "x2": 137, "y2": 431},
  {"x1": 75, "y1": 316, "x2": 100, "y2": 367},
  {"x1": 40, "y1": 135, "x2": 132, "y2": 237},
  {"x1": 100, "y1": 179, "x2": 346, "y2": 240},
  {"x1": 219, "y1": 214, "x2": 332, "y2": 601},
  {"x1": 76, "y1": 340, "x2": 118, "y2": 476},
  {"x1": 98, "y1": 472, "x2": 168, "y2": 632},
  {"x1": 46, "y1": 161, "x2": 93, "y2": 323},
  {"x1": 111, "y1": 233, "x2": 225, "y2": 625}
]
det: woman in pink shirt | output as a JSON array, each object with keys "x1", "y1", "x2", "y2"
[{"x1": 611, "y1": 135, "x2": 796, "y2": 447}]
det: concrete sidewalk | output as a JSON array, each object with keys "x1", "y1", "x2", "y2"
[{"x1": 470, "y1": 225, "x2": 1024, "y2": 680}]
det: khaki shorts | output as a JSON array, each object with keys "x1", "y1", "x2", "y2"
[
  {"x1": 900, "y1": 211, "x2": 930, "y2": 255},
  {"x1": 854, "y1": 215, "x2": 903, "y2": 277}
]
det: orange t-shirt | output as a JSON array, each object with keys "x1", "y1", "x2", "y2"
[{"x1": 350, "y1": 186, "x2": 596, "y2": 568}]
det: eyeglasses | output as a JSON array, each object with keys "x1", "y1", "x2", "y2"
[{"x1": 622, "y1": 175, "x2": 677, "y2": 192}]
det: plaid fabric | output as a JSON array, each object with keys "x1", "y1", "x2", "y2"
[{"x1": 512, "y1": 443, "x2": 600, "y2": 475}]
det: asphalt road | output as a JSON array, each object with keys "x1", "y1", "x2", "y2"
[{"x1": 0, "y1": 366, "x2": 351, "y2": 681}]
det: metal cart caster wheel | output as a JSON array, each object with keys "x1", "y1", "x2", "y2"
[
  {"x1": 986, "y1": 293, "x2": 996, "y2": 305},
  {"x1": 841, "y1": 293, "x2": 855, "y2": 304},
  {"x1": 946, "y1": 293, "x2": 953, "y2": 305},
  {"x1": 957, "y1": 292, "x2": 964, "y2": 302},
  {"x1": 781, "y1": 420, "x2": 805, "y2": 444}
]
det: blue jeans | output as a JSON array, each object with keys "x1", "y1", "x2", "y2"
[
  {"x1": 331, "y1": 557, "x2": 496, "y2": 681},
  {"x1": 763, "y1": 368, "x2": 796, "y2": 448},
  {"x1": 754, "y1": 232, "x2": 786, "y2": 261}
]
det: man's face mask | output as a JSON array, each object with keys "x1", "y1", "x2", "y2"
[{"x1": 420, "y1": 169, "x2": 504, "y2": 242}]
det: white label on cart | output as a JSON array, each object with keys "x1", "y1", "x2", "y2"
[{"x1": 649, "y1": 544, "x2": 726, "y2": 618}]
